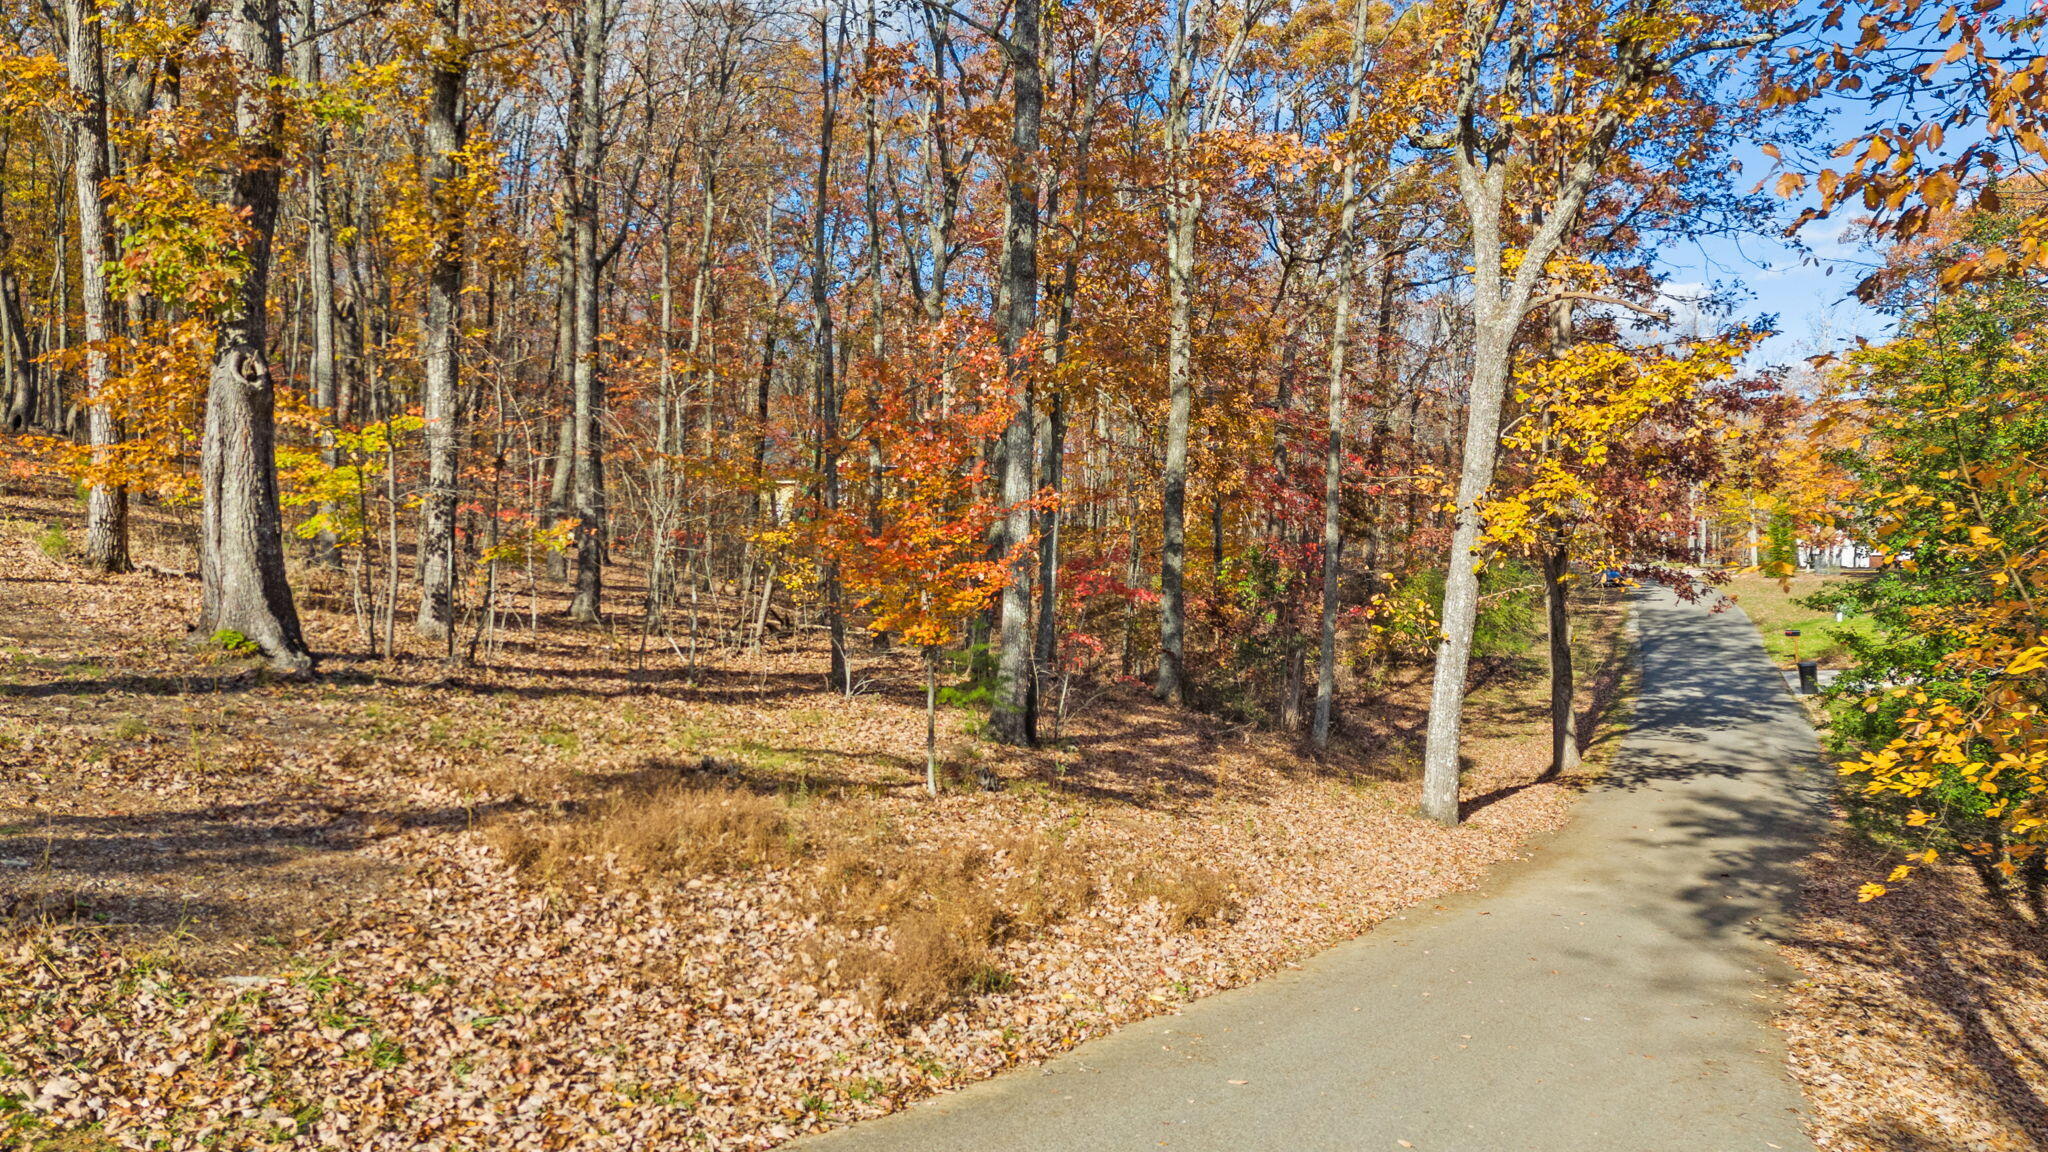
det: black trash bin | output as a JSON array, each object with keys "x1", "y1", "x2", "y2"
[{"x1": 1797, "y1": 660, "x2": 1820, "y2": 695}]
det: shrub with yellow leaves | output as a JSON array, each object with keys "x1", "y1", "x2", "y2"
[{"x1": 1820, "y1": 260, "x2": 2047, "y2": 914}]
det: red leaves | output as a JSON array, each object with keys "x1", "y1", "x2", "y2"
[{"x1": 813, "y1": 328, "x2": 1029, "y2": 650}]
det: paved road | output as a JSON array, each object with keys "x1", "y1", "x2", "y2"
[{"x1": 798, "y1": 587, "x2": 1828, "y2": 1152}]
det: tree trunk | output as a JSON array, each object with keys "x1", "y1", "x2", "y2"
[
  {"x1": 810, "y1": 5, "x2": 847, "y2": 690},
  {"x1": 0, "y1": 140, "x2": 20, "y2": 427},
  {"x1": 1, "y1": 265, "x2": 36, "y2": 432},
  {"x1": 1311, "y1": 303, "x2": 1351, "y2": 752},
  {"x1": 48, "y1": 209, "x2": 70, "y2": 433},
  {"x1": 1362, "y1": 246, "x2": 1400, "y2": 585},
  {"x1": 988, "y1": 0, "x2": 1042, "y2": 745},
  {"x1": 918, "y1": 8, "x2": 958, "y2": 347},
  {"x1": 565, "y1": 0, "x2": 610, "y2": 623},
  {"x1": 861, "y1": 10, "x2": 889, "y2": 651},
  {"x1": 64, "y1": 0, "x2": 129, "y2": 574},
  {"x1": 1155, "y1": 1, "x2": 1201, "y2": 706},
  {"x1": 196, "y1": 0, "x2": 311, "y2": 674},
  {"x1": 1312, "y1": 0, "x2": 1369, "y2": 751},
  {"x1": 1417, "y1": 302, "x2": 1513, "y2": 823},
  {"x1": 671, "y1": 160, "x2": 716, "y2": 613},
  {"x1": 1541, "y1": 536, "x2": 1579, "y2": 777},
  {"x1": 293, "y1": 0, "x2": 342, "y2": 569},
  {"x1": 925, "y1": 648, "x2": 940, "y2": 796},
  {"x1": 544, "y1": 222, "x2": 576, "y2": 582},
  {"x1": 546, "y1": 410, "x2": 573, "y2": 579},
  {"x1": 649, "y1": 207, "x2": 676, "y2": 621},
  {"x1": 1418, "y1": 15, "x2": 1627, "y2": 825},
  {"x1": 416, "y1": 0, "x2": 468, "y2": 641},
  {"x1": 0, "y1": 195, "x2": 38, "y2": 430},
  {"x1": 752, "y1": 322, "x2": 774, "y2": 519},
  {"x1": 1030, "y1": 33, "x2": 1104, "y2": 716}
]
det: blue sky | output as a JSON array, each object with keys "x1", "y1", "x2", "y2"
[
  {"x1": 1657, "y1": 210, "x2": 1891, "y2": 371},
  {"x1": 1645, "y1": 0, "x2": 1957, "y2": 372},
  {"x1": 1651, "y1": 118, "x2": 1895, "y2": 372}
]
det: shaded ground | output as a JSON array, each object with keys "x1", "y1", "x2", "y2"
[
  {"x1": 0, "y1": 475, "x2": 1634, "y2": 1150},
  {"x1": 1779, "y1": 837, "x2": 2048, "y2": 1152},
  {"x1": 1711, "y1": 567, "x2": 2048, "y2": 1152}
]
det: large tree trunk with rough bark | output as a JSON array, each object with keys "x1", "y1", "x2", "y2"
[
  {"x1": 1417, "y1": 186, "x2": 1605, "y2": 823},
  {"x1": 1417, "y1": 288, "x2": 1513, "y2": 823},
  {"x1": 1312, "y1": 0, "x2": 1370, "y2": 751},
  {"x1": 988, "y1": 0, "x2": 1042, "y2": 745},
  {"x1": 1, "y1": 262, "x2": 36, "y2": 431},
  {"x1": 1417, "y1": 0, "x2": 1642, "y2": 825},
  {"x1": 196, "y1": 0, "x2": 311, "y2": 674},
  {"x1": 416, "y1": 0, "x2": 468, "y2": 641},
  {"x1": 65, "y1": 0, "x2": 128, "y2": 573},
  {"x1": 1154, "y1": 0, "x2": 1201, "y2": 706}
]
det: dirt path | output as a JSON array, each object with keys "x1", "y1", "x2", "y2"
[{"x1": 798, "y1": 586, "x2": 1827, "y2": 1152}]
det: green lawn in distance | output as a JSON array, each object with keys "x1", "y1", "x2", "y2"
[{"x1": 1714, "y1": 571, "x2": 1876, "y2": 669}]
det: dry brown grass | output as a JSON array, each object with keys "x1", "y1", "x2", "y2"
[
  {"x1": 1133, "y1": 865, "x2": 1240, "y2": 931},
  {"x1": 488, "y1": 776, "x2": 797, "y2": 885},
  {"x1": 808, "y1": 833, "x2": 1093, "y2": 1023},
  {"x1": 485, "y1": 767, "x2": 1099, "y2": 1025},
  {"x1": 833, "y1": 902, "x2": 1009, "y2": 1024},
  {"x1": 493, "y1": 781, "x2": 1098, "y2": 1025}
]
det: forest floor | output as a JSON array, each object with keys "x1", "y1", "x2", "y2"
[
  {"x1": 1779, "y1": 831, "x2": 2048, "y2": 1152},
  {"x1": 1690, "y1": 572, "x2": 2048, "y2": 1150},
  {"x1": 1773, "y1": 709, "x2": 2048, "y2": 1149},
  {"x1": 791, "y1": 585, "x2": 1823, "y2": 1152},
  {"x1": 0, "y1": 476, "x2": 1635, "y2": 1151}
]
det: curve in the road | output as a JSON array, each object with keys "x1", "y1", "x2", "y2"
[{"x1": 797, "y1": 585, "x2": 1828, "y2": 1152}]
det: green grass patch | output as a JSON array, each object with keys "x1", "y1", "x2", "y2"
[
  {"x1": 34, "y1": 524, "x2": 69, "y2": 561},
  {"x1": 1719, "y1": 572, "x2": 1875, "y2": 668}
]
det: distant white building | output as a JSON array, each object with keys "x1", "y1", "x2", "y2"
[{"x1": 1800, "y1": 536, "x2": 1874, "y2": 571}]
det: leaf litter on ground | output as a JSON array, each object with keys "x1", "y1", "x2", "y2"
[{"x1": 0, "y1": 493, "x2": 1627, "y2": 1150}]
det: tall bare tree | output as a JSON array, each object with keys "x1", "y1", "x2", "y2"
[
  {"x1": 987, "y1": 0, "x2": 1042, "y2": 744},
  {"x1": 564, "y1": 0, "x2": 613, "y2": 623},
  {"x1": 1313, "y1": 0, "x2": 1373, "y2": 751},
  {"x1": 293, "y1": 0, "x2": 342, "y2": 570},
  {"x1": 1156, "y1": 0, "x2": 1258, "y2": 705},
  {"x1": 810, "y1": 0, "x2": 847, "y2": 688}
]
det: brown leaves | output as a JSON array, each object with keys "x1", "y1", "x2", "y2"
[
  {"x1": 0, "y1": 486, "x2": 1624, "y2": 1150},
  {"x1": 1778, "y1": 837, "x2": 2048, "y2": 1152},
  {"x1": 1919, "y1": 170, "x2": 1959, "y2": 211}
]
